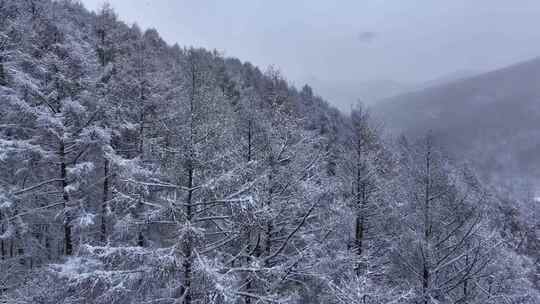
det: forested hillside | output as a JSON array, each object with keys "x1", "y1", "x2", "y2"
[
  {"x1": 0, "y1": 1, "x2": 538, "y2": 303},
  {"x1": 374, "y1": 57, "x2": 540, "y2": 187}
]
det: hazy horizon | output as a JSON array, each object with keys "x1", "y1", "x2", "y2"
[{"x1": 81, "y1": 0, "x2": 540, "y2": 110}]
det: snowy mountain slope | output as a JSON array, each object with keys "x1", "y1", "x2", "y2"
[
  {"x1": 0, "y1": 1, "x2": 538, "y2": 302},
  {"x1": 374, "y1": 57, "x2": 540, "y2": 185}
]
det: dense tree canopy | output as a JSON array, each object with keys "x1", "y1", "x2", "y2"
[{"x1": 0, "y1": 1, "x2": 538, "y2": 303}]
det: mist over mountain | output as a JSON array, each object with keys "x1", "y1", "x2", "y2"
[
  {"x1": 417, "y1": 69, "x2": 481, "y2": 90},
  {"x1": 374, "y1": 57, "x2": 540, "y2": 189},
  {"x1": 308, "y1": 77, "x2": 412, "y2": 109},
  {"x1": 311, "y1": 70, "x2": 481, "y2": 111}
]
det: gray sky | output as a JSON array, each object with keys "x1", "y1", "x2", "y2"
[{"x1": 81, "y1": 0, "x2": 540, "y2": 111}]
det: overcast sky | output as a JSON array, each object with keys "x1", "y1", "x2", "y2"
[{"x1": 81, "y1": 0, "x2": 540, "y2": 110}]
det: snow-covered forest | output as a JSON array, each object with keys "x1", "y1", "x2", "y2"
[{"x1": 0, "y1": 1, "x2": 538, "y2": 303}]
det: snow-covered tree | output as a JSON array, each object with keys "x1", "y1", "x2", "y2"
[{"x1": 0, "y1": 1, "x2": 537, "y2": 303}]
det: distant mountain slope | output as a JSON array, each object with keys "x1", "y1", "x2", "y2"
[
  {"x1": 417, "y1": 69, "x2": 481, "y2": 90},
  {"x1": 374, "y1": 57, "x2": 540, "y2": 185},
  {"x1": 310, "y1": 70, "x2": 480, "y2": 111},
  {"x1": 307, "y1": 77, "x2": 412, "y2": 111}
]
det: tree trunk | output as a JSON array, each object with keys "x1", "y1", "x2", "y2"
[
  {"x1": 100, "y1": 158, "x2": 109, "y2": 243},
  {"x1": 245, "y1": 230, "x2": 252, "y2": 304},
  {"x1": 245, "y1": 120, "x2": 253, "y2": 303},
  {"x1": 0, "y1": 58, "x2": 6, "y2": 86},
  {"x1": 136, "y1": 81, "x2": 146, "y2": 246},
  {"x1": 422, "y1": 139, "x2": 432, "y2": 304},
  {"x1": 247, "y1": 119, "x2": 252, "y2": 162},
  {"x1": 243, "y1": 119, "x2": 254, "y2": 303},
  {"x1": 136, "y1": 192, "x2": 144, "y2": 247},
  {"x1": 0, "y1": 210, "x2": 4, "y2": 261},
  {"x1": 354, "y1": 139, "x2": 366, "y2": 276},
  {"x1": 98, "y1": 29, "x2": 111, "y2": 245},
  {"x1": 183, "y1": 164, "x2": 194, "y2": 304},
  {"x1": 264, "y1": 161, "x2": 274, "y2": 266},
  {"x1": 463, "y1": 250, "x2": 469, "y2": 302},
  {"x1": 138, "y1": 110, "x2": 145, "y2": 157},
  {"x1": 60, "y1": 141, "x2": 73, "y2": 256},
  {"x1": 0, "y1": 220, "x2": 4, "y2": 261},
  {"x1": 183, "y1": 65, "x2": 196, "y2": 304},
  {"x1": 44, "y1": 225, "x2": 51, "y2": 260}
]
